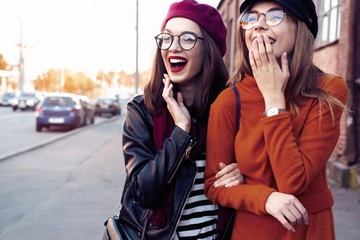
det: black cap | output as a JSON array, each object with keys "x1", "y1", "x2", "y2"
[{"x1": 240, "y1": 0, "x2": 318, "y2": 38}]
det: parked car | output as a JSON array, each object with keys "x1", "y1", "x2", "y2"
[
  {"x1": 94, "y1": 97, "x2": 121, "y2": 116},
  {"x1": 35, "y1": 93, "x2": 89, "y2": 132},
  {"x1": 0, "y1": 92, "x2": 15, "y2": 106},
  {"x1": 11, "y1": 92, "x2": 41, "y2": 111},
  {"x1": 77, "y1": 95, "x2": 95, "y2": 125}
]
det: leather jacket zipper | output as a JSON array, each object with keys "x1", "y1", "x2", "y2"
[
  {"x1": 168, "y1": 139, "x2": 197, "y2": 184},
  {"x1": 170, "y1": 155, "x2": 198, "y2": 240}
]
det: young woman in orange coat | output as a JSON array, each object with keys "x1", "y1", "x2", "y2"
[{"x1": 204, "y1": 0, "x2": 349, "y2": 239}]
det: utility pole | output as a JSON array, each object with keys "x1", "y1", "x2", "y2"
[
  {"x1": 17, "y1": 20, "x2": 25, "y2": 92},
  {"x1": 135, "y1": 0, "x2": 139, "y2": 94}
]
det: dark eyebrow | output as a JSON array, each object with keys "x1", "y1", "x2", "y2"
[
  {"x1": 161, "y1": 30, "x2": 201, "y2": 36},
  {"x1": 162, "y1": 29, "x2": 173, "y2": 34},
  {"x1": 247, "y1": 7, "x2": 283, "y2": 14}
]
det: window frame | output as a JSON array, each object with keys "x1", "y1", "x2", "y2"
[{"x1": 315, "y1": 0, "x2": 341, "y2": 48}]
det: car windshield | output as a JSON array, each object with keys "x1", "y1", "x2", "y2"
[
  {"x1": 43, "y1": 97, "x2": 74, "y2": 106},
  {"x1": 19, "y1": 92, "x2": 36, "y2": 98},
  {"x1": 4, "y1": 93, "x2": 15, "y2": 98}
]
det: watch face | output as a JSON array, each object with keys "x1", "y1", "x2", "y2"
[{"x1": 266, "y1": 107, "x2": 279, "y2": 116}]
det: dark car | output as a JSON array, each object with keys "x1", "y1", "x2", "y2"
[
  {"x1": 11, "y1": 92, "x2": 41, "y2": 111},
  {"x1": 35, "y1": 93, "x2": 89, "y2": 132},
  {"x1": 94, "y1": 97, "x2": 121, "y2": 117},
  {"x1": 0, "y1": 92, "x2": 15, "y2": 106}
]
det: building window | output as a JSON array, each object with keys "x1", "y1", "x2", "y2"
[{"x1": 315, "y1": 0, "x2": 340, "y2": 48}]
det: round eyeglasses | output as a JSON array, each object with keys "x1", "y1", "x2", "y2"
[
  {"x1": 154, "y1": 32, "x2": 205, "y2": 51},
  {"x1": 240, "y1": 8, "x2": 287, "y2": 30}
]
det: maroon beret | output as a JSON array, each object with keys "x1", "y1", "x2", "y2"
[{"x1": 161, "y1": 0, "x2": 227, "y2": 56}]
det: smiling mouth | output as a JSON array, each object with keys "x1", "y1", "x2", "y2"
[
  {"x1": 169, "y1": 58, "x2": 188, "y2": 73},
  {"x1": 252, "y1": 36, "x2": 276, "y2": 44},
  {"x1": 269, "y1": 38, "x2": 276, "y2": 44}
]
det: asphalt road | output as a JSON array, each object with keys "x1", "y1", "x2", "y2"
[
  {"x1": 331, "y1": 185, "x2": 360, "y2": 240},
  {"x1": 0, "y1": 114, "x2": 126, "y2": 240}
]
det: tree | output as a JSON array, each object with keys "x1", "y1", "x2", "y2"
[
  {"x1": 33, "y1": 69, "x2": 95, "y2": 95},
  {"x1": 64, "y1": 72, "x2": 94, "y2": 95},
  {"x1": 0, "y1": 54, "x2": 11, "y2": 70},
  {"x1": 33, "y1": 68, "x2": 59, "y2": 92}
]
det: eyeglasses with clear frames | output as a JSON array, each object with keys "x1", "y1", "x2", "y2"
[
  {"x1": 154, "y1": 32, "x2": 205, "y2": 51},
  {"x1": 240, "y1": 8, "x2": 287, "y2": 30}
]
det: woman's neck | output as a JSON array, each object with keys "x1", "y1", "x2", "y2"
[{"x1": 179, "y1": 84, "x2": 196, "y2": 107}]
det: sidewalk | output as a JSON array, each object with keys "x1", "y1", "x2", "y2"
[{"x1": 331, "y1": 184, "x2": 360, "y2": 240}]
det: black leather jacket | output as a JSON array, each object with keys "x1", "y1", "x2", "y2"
[{"x1": 120, "y1": 95, "x2": 198, "y2": 240}]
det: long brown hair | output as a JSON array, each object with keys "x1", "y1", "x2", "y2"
[
  {"x1": 143, "y1": 28, "x2": 228, "y2": 121},
  {"x1": 229, "y1": 9, "x2": 347, "y2": 119}
]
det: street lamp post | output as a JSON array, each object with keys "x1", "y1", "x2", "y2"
[{"x1": 135, "y1": 0, "x2": 139, "y2": 94}]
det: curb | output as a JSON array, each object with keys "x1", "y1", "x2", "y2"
[
  {"x1": 327, "y1": 160, "x2": 360, "y2": 189},
  {"x1": 0, "y1": 116, "x2": 118, "y2": 162}
]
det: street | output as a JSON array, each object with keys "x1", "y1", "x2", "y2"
[
  {"x1": 0, "y1": 106, "x2": 112, "y2": 160},
  {"x1": 0, "y1": 108, "x2": 126, "y2": 239},
  {"x1": 331, "y1": 186, "x2": 360, "y2": 240},
  {"x1": 0, "y1": 106, "x2": 359, "y2": 239}
]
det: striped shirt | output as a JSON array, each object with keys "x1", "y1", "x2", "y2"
[{"x1": 175, "y1": 158, "x2": 218, "y2": 240}]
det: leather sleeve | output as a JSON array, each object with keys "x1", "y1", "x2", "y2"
[{"x1": 122, "y1": 96, "x2": 192, "y2": 208}]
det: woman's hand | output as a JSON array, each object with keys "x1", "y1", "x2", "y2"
[
  {"x1": 265, "y1": 192, "x2": 309, "y2": 232},
  {"x1": 214, "y1": 162, "x2": 245, "y2": 188},
  {"x1": 162, "y1": 74, "x2": 191, "y2": 132},
  {"x1": 249, "y1": 34, "x2": 289, "y2": 108}
]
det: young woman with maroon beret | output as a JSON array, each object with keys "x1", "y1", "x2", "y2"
[{"x1": 114, "y1": 1, "x2": 243, "y2": 239}]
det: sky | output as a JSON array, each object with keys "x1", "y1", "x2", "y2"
[{"x1": 0, "y1": 0, "x2": 220, "y2": 81}]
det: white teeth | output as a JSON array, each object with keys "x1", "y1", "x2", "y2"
[
  {"x1": 169, "y1": 59, "x2": 187, "y2": 63},
  {"x1": 252, "y1": 35, "x2": 276, "y2": 44}
]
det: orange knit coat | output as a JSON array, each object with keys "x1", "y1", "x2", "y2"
[{"x1": 204, "y1": 75, "x2": 348, "y2": 240}]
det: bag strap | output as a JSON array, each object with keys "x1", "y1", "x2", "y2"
[
  {"x1": 217, "y1": 86, "x2": 241, "y2": 240},
  {"x1": 231, "y1": 85, "x2": 241, "y2": 131}
]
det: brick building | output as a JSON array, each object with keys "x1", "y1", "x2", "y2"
[{"x1": 216, "y1": 0, "x2": 360, "y2": 187}]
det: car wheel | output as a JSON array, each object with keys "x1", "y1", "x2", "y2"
[
  {"x1": 36, "y1": 124, "x2": 42, "y2": 132},
  {"x1": 12, "y1": 107, "x2": 17, "y2": 111}
]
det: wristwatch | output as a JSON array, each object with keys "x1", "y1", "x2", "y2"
[{"x1": 263, "y1": 106, "x2": 287, "y2": 117}]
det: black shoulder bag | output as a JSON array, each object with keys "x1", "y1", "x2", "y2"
[{"x1": 216, "y1": 85, "x2": 241, "y2": 240}]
